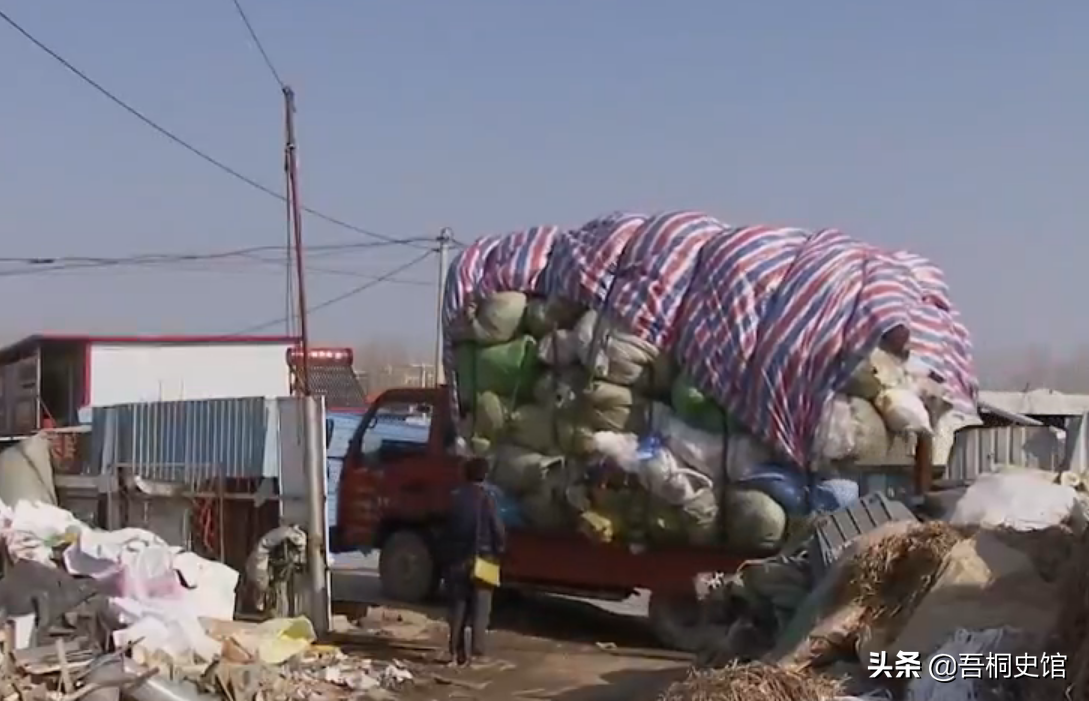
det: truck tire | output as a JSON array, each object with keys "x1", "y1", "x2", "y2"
[
  {"x1": 379, "y1": 530, "x2": 437, "y2": 603},
  {"x1": 647, "y1": 590, "x2": 705, "y2": 652}
]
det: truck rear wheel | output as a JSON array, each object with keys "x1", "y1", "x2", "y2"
[
  {"x1": 647, "y1": 590, "x2": 705, "y2": 652},
  {"x1": 379, "y1": 530, "x2": 437, "y2": 603}
]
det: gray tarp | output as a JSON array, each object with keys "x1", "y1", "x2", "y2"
[{"x1": 0, "y1": 433, "x2": 57, "y2": 507}]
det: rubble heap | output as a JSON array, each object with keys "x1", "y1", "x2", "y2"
[
  {"x1": 664, "y1": 467, "x2": 1087, "y2": 701},
  {"x1": 0, "y1": 484, "x2": 414, "y2": 701}
]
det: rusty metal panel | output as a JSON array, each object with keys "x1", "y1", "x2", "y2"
[
  {"x1": 945, "y1": 425, "x2": 1065, "y2": 482},
  {"x1": 0, "y1": 354, "x2": 40, "y2": 437},
  {"x1": 89, "y1": 397, "x2": 268, "y2": 482}
]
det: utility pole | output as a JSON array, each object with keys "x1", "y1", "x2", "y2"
[
  {"x1": 283, "y1": 85, "x2": 330, "y2": 634},
  {"x1": 433, "y1": 227, "x2": 452, "y2": 386},
  {"x1": 284, "y1": 86, "x2": 310, "y2": 395}
]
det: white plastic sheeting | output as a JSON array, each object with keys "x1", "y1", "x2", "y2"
[
  {"x1": 948, "y1": 470, "x2": 1079, "y2": 531},
  {"x1": 0, "y1": 499, "x2": 239, "y2": 665}
]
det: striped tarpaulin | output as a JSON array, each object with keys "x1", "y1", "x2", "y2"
[{"x1": 444, "y1": 210, "x2": 978, "y2": 467}]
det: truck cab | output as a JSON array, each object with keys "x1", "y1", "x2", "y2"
[{"x1": 337, "y1": 386, "x2": 748, "y2": 649}]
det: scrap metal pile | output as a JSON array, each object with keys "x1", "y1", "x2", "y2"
[
  {"x1": 443, "y1": 210, "x2": 978, "y2": 552},
  {"x1": 663, "y1": 468, "x2": 1089, "y2": 701}
]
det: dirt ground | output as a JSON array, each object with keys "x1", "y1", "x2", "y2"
[{"x1": 330, "y1": 593, "x2": 691, "y2": 700}]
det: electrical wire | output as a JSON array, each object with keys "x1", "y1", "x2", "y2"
[
  {"x1": 0, "y1": 238, "x2": 430, "y2": 278},
  {"x1": 222, "y1": 249, "x2": 434, "y2": 336},
  {"x1": 1, "y1": 256, "x2": 433, "y2": 286},
  {"x1": 0, "y1": 8, "x2": 430, "y2": 250},
  {"x1": 227, "y1": 0, "x2": 284, "y2": 89}
]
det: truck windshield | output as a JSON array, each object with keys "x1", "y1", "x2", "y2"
[{"x1": 357, "y1": 400, "x2": 433, "y2": 460}]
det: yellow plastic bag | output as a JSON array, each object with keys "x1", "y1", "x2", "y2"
[
  {"x1": 229, "y1": 616, "x2": 316, "y2": 665},
  {"x1": 578, "y1": 509, "x2": 616, "y2": 543},
  {"x1": 473, "y1": 556, "x2": 500, "y2": 587}
]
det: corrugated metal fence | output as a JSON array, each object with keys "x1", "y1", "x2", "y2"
[
  {"x1": 73, "y1": 396, "x2": 320, "y2": 587},
  {"x1": 945, "y1": 424, "x2": 1066, "y2": 482},
  {"x1": 89, "y1": 397, "x2": 268, "y2": 481}
]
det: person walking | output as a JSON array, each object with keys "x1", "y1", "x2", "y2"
[{"x1": 442, "y1": 456, "x2": 506, "y2": 667}]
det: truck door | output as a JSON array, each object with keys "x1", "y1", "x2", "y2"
[{"x1": 336, "y1": 390, "x2": 441, "y2": 550}]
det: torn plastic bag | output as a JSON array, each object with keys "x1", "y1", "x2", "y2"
[
  {"x1": 636, "y1": 437, "x2": 715, "y2": 506},
  {"x1": 651, "y1": 403, "x2": 725, "y2": 482}
]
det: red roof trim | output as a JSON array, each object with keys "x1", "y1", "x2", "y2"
[{"x1": 0, "y1": 333, "x2": 302, "y2": 360}]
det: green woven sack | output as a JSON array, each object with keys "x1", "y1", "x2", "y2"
[
  {"x1": 455, "y1": 336, "x2": 541, "y2": 406},
  {"x1": 670, "y1": 373, "x2": 731, "y2": 434}
]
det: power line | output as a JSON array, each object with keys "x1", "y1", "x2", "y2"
[
  {"x1": 227, "y1": 0, "x2": 284, "y2": 88},
  {"x1": 0, "y1": 238, "x2": 430, "y2": 278},
  {"x1": 0, "y1": 8, "x2": 429, "y2": 250},
  {"x1": 224, "y1": 249, "x2": 434, "y2": 336},
  {"x1": 1, "y1": 257, "x2": 433, "y2": 285}
]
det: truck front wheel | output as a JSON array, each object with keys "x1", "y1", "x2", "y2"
[
  {"x1": 647, "y1": 590, "x2": 705, "y2": 652},
  {"x1": 379, "y1": 530, "x2": 437, "y2": 603}
]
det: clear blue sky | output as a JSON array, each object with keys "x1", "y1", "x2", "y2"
[{"x1": 4, "y1": 1, "x2": 1086, "y2": 368}]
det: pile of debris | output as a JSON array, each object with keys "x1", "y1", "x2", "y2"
[
  {"x1": 0, "y1": 490, "x2": 414, "y2": 700},
  {"x1": 664, "y1": 466, "x2": 1088, "y2": 701}
]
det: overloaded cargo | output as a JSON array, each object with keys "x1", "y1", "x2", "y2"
[{"x1": 442, "y1": 211, "x2": 979, "y2": 554}]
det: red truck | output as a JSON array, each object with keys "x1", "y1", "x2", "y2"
[{"x1": 336, "y1": 385, "x2": 750, "y2": 649}]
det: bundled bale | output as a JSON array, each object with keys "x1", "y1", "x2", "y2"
[
  {"x1": 523, "y1": 296, "x2": 583, "y2": 338},
  {"x1": 454, "y1": 336, "x2": 541, "y2": 406},
  {"x1": 573, "y1": 309, "x2": 660, "y2": 386},
  {"x1": 466, "y1": 291, "x2": 527, "y2": 344},
  {"x1": 444, "y1": 210, "x2": 979, "y2": 553}
]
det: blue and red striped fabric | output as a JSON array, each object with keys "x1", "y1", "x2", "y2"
[{"x1": 444, "y1": 210, "x2": 978, "y2": 467}]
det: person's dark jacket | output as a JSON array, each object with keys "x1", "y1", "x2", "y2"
[{"x1": 442, "y1": 483, "x2": 506, "y2": 568}]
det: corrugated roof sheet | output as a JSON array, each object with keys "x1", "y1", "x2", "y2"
[{"x1": 979, "y1": 390, "x2": 1089, "y2": 417}]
